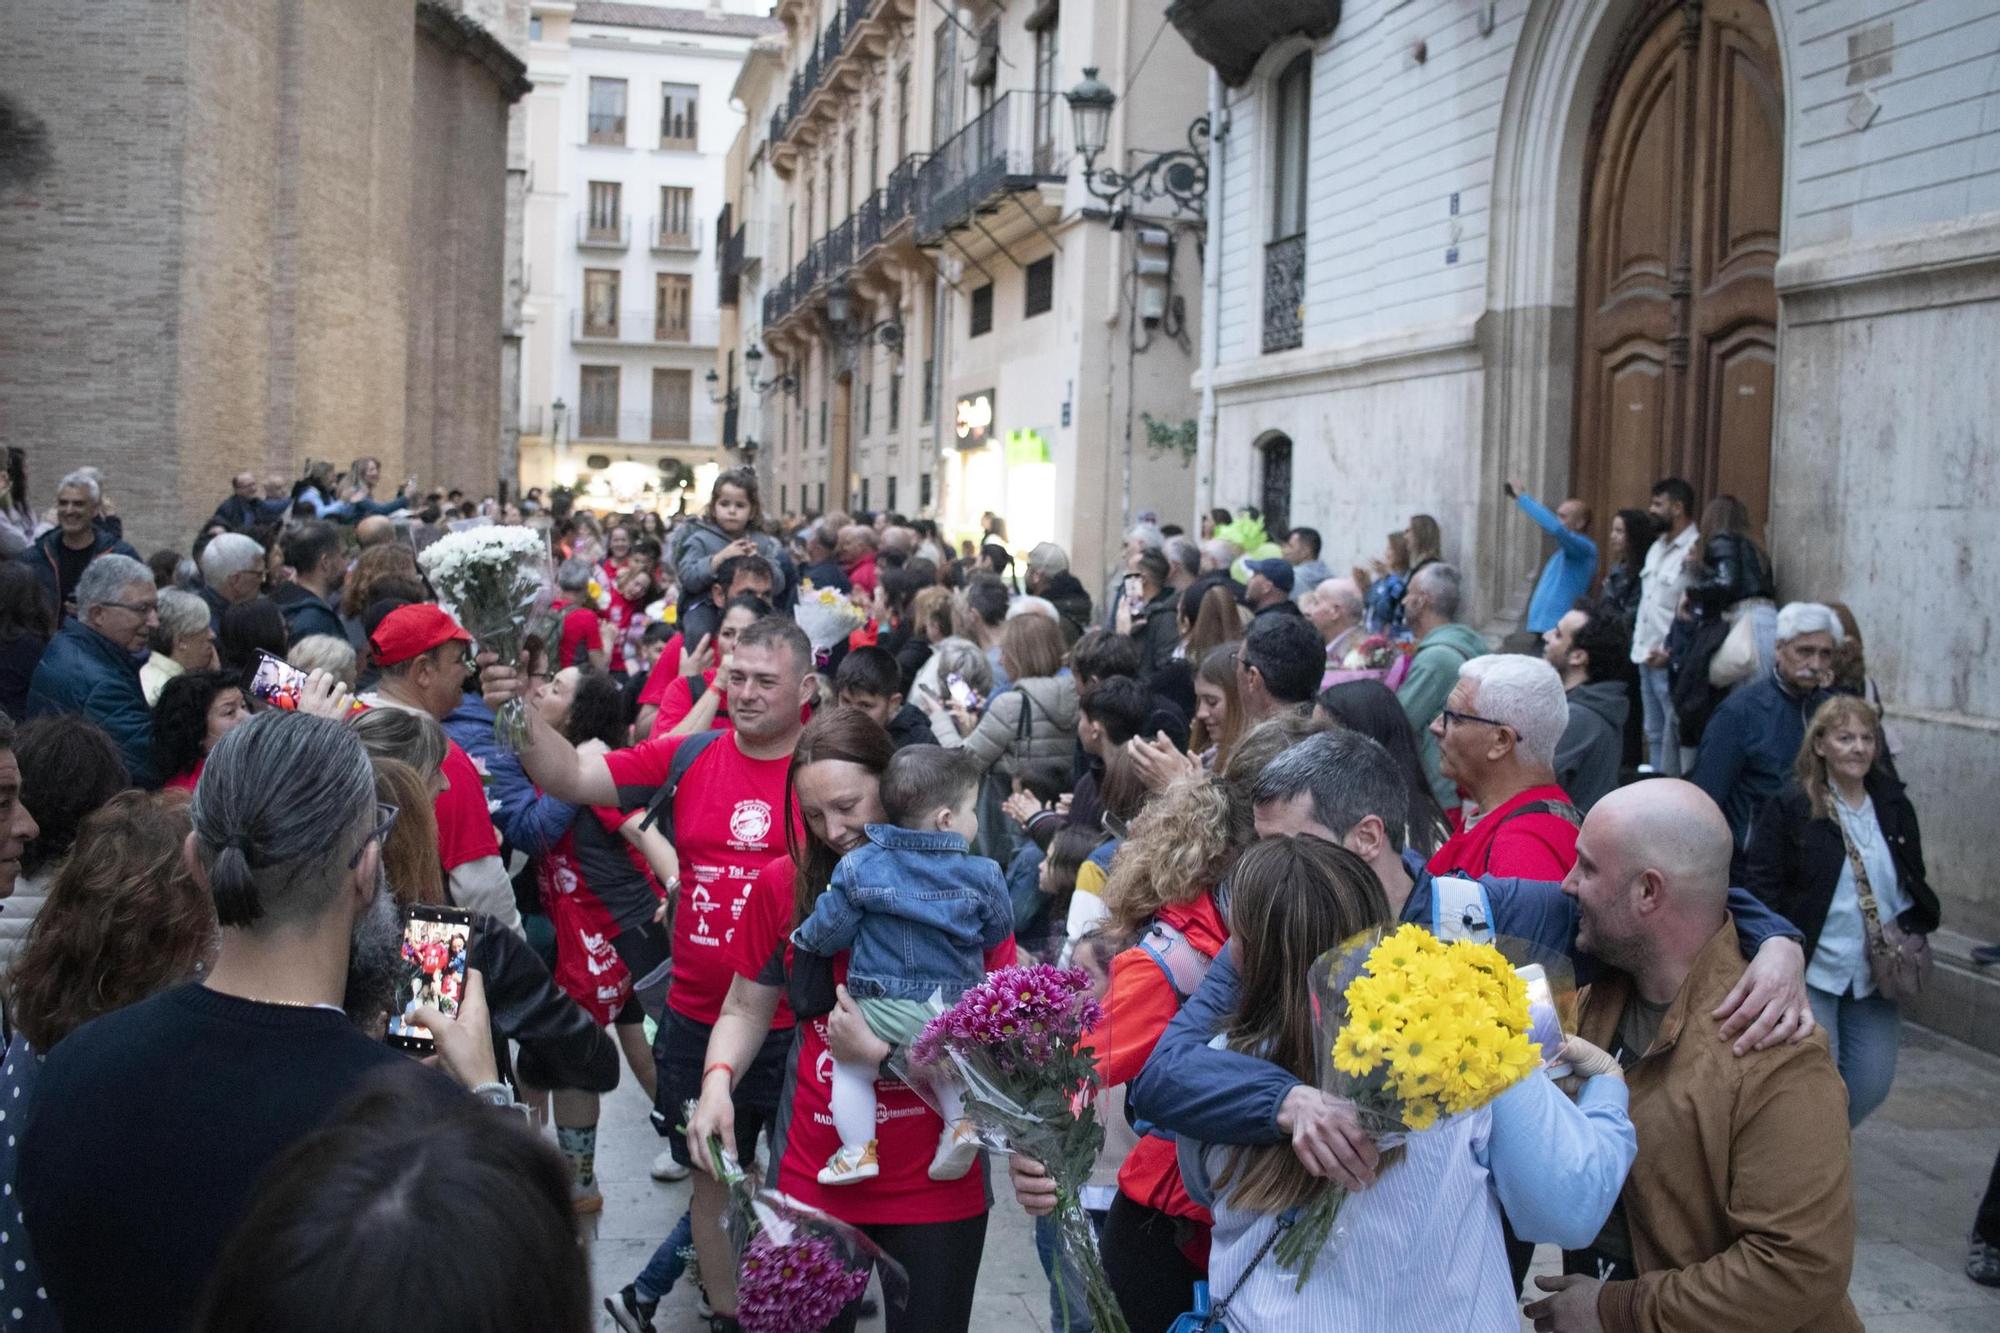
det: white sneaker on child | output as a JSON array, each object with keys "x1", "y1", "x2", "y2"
[
  {"x1": 818, "y1": 1139, "x2": 880, "y2": 1185},
  {"x1": 927, "y1": 1118, "x2": 981, "y2": 1181}
]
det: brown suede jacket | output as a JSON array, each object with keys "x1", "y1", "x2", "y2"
[{"x1": 1578, "y1": 916, "x2": 1863, "y2": 1333}]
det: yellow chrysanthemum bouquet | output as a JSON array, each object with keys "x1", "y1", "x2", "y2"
[{"x1": 1274, "y1": 923, "x2": 1550, "y2": 1284}]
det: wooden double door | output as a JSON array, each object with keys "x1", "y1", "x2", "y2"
[{"x1": 1573, "y1": 0, "x2": 1783, "y2": 534}]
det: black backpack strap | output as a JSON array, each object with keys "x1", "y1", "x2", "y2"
[
  {"x1": 687, "y1": 674, "x2": 707, "y2": 709},
  {"x1": 636, "y1": 729, "x2": 726, "y2": 839},
  {"x1": 1494, "y1": 799, "x2": 1583, "y2": 830}
]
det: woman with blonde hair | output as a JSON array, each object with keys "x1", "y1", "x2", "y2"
[
  {"x1": 1183, "y1": 582, "x2": 1246, "y2": 666},
  {"x1": 1743, "y1": 694, "x2": 1937, "y2": 1125},
  {"x1": 1190, "y1": 644, "x2": 1244, "y2": 771}
]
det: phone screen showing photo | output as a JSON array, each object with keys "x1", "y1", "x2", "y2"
[
  {"x1": 248, "y1": 650, "x2": 310, "y2": 712},
  {"x1": 387, "y1": 906, "x2": 473, "y2": 1053},
  {"x1": 1517, "y1": 963, "x2": 1571, "y2": 1077}
]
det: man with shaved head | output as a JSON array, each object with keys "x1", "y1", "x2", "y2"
[
  {"x1": 1527, "y1": 781, "x2": 1862, "y2": 1333},
  {"x1": 354, "y1": 514, "x2": 397, "y2": 549}
]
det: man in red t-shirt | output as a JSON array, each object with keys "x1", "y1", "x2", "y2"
[
  {"x1": 1427, "y1": 653, "x2": 1582, "y2": 881},
  {"x1": 361, "y1": 604, "x2": 520, "y2": 932},
  {"x1": 634, "y1": 553, "x2": 775, "y2": 739},
  {"x1": 551, "y1": 557, "x2": 607, "y2": 670},
  {"x1": 488, "y1": 615, "x2": 817, "y2": 1321}
]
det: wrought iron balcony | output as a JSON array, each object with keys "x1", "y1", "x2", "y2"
[
  {"x1": 915, "y1": 93, "x2": 1068, "y2": 241},
  {"x1": 1262, "y1": 234, "x2": 1305, "y2": 354},
  {"x1": 763, "y1": 274, "x2": 794, "y2": 328},
  {"x1": 823, "y1": 216, "x2": 854, "y2": 273},
  {"x1": 856, "y1": 190, "x2": 884, "y2": 254}
]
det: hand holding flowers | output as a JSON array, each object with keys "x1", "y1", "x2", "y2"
[{"x1": 419, "y1": 527, "x2": 553, "y2": 750}]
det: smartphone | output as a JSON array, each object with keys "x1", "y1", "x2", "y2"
[
  {"x1": 387, "y1": 905, "x2": 474, "y2": 1054},
  {"x1": 1517, "y1": 963, "x2": 1572, "y2": 1077},
  {"x1": 946, "y1": 671, "x2": 980, "y2": 712},
  {"x1": 249, "y1": 650, "x2": 362, "y2": 715}
]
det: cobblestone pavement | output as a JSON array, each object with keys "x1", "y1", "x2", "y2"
[{"x1": 578, "y1": 1023, "x2": 2000, "y2": 1331}]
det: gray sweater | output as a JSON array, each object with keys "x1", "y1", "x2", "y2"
[{"x1": 961, "y1": 675, "x2": 1079, "y2": 779}]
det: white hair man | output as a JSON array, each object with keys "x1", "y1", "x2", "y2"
[
  {"x1": 26, "y1": 553, "x2": 161, "y2": 785},
  {"x1": 1427, "y1": 653, "x2": 1578, "y2": 881},
  {"x1": 1302, "y1": 575, "x2": 1365, "y2": 666},
  {"x1": 1395, "y1": 561, "x2": 1488, "y2": 808},
  {"x1": 20, "y1": 467, "x2": 139, "y2": 617},
  {"x1": 1690, "y1": 601, "x2": 1840, "y2": 867},
  {"x1": 1024, "y1": 541, "x2": 1093, "y2": 646},
  {"x1": 199, "y1": 531, "x2": 267, "y2": 625}
]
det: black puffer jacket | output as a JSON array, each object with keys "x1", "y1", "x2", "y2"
[
  {"x1": 1685, "y1": 532, "x2": 1774, "y2": 616},
  {"x1": 1036, "y1": 571, "x2": 1094, "y2": 646},
  {"x1": 470, "y1": 916, "x2": 621, "y2": 1094}
]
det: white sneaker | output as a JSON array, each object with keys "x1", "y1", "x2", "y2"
[
  {"x1": 928, "y1": 1119, "x2": 980, "y2": 1181},
  {"x1": 651, "y1": 1148, "x2": 690, "y2": 1182},
  {"x1": 817, "y1": 1140, "x2": 880, "y2": 1185}
]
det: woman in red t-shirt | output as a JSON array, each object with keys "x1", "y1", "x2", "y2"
[{"x1": 681, "y1": 709, "x2": 1010, "y2": 1333}]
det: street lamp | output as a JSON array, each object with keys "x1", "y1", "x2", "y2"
[
  {"x1": 746, "y1": 344, "x2": 796, "y2": 398},
  {"x1": 551, "y1": 397, "x2": 569, "y2": 484},
  {"x1": 1065, "y1": 66, "x2": 1210, "y2": 214},
  {"x1": 824, "y1": 275, "x2": 904, "y2": 354},
  {"x1": 704, "y1": 368, "x2": 722, "y2": 403}
]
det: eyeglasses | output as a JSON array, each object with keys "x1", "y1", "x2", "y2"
[
  {"x1": 103, "y1": 600, "x2": 159, "y2": 616},
  {"x1": 350, "y1": 802, "x2": 401, "y2": 868},
  {"x1": 1439, "y1": 708, "x2": 1509, "y2": 731}
]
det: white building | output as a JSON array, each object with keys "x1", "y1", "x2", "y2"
[
  {"x1": 1189, "y1": 0, "x2": 2000, "y2": 1046},
  {"x1": 517, "y1": 0, "x2": 781, "y2": 513}
]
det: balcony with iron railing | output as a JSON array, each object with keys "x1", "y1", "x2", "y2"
[
  {"x1": 915, "y1": 92, "x2": 1069, "y2": 241},
  {"x1": 769, "y1": 0, "x2": 897, "y2": 153},
  {"x1": 650, "y1": 215, "x2": 699, "y2": 254},
  {"x1": 577, "y1": 211, "x2": 630, "y2": 250},
  {"x1": 763, "y1": 273, "x2": 794, "y2": 328},
  {"x1": 855, "y1": 154, "x2": 923, "y2": 255},
  {"x1": 571, "y1": 307, "x2": 723, "y2": 348}
]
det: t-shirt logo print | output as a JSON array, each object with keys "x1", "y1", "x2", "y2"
[{"x1": 728, "y1": 798, "x2": 774, "y2": 845}]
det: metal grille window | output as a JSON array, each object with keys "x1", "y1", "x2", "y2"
[
  {"x1": 579, "y1": 366, "x2": 619, "y2": 437},
  {"x1": 588, "y1": 78, "x2": 627, "y2": 145},
  {"x1": 1263, "y1": 54, "x2": 1311, "y2": 353},
  {"x1": 587, "y1": 182, "x2": 621, "y2": 239},
  {"x1": 659, "y1": 186, "x2": 693, "y2": 246},
  {"x1": 651, "y1": 369, "x2": 692, "y2": 440},
  {"x1": 1025, "y1": 256, "x2": 1054, "y2": 318},
  {"x1": 583, "y1": 269, "x2": 619, "y2": 335},
  {"x1": 660, "y1": 83, "x2": 699, "y2": 150},
  {"x1": 970, "y1": 283, "x2": 993, "y2": 337}
]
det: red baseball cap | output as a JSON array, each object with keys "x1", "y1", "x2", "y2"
[{"x1": 370, "y1": 603, "x2": 472, "y2": 666}]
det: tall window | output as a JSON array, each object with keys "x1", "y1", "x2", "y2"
[
  {"x1": 651, "y1": 369, "x2": 692, "y2": 440},
  {"x1": 922, "y1": 359, "x2": 934, "y2": 423},
  {"x1": 931, "y1": 23, "x2": 957, "y2": 147},
  {"x1": 1270, "y1": 54, "x2": 1311, "y2": 241},
  {"x1": 896, "y1": 66, "x2": 911, "y2": 160},
  {"x1": 660, "y1": 83, "x2": 698, "y2": 150},
  {"x1": 889, "y1": 371, "x2": 902, "y2": 431},
  {"x1": 867, "y1": 103, "x2": 881, "y2": 194},
  {"x1": 587, "y1": 182, "x2": 622, "y2": 240},
  {"x1": 1025, "y1": 255, "x2": 1054, "y2": 317},
  {"x1": 969, "y1": 283, "x2": 993, "y2": 337},
  {"x1": 658, "y1": 186, "x2": 693, "y2": 247},
  {"x1": 787, "y1": 203, "x2": 797, "y2": 267},
  {"x1": 844, "y1": 129, "x2": 857, "y2": 212},
  {"x1": 804, "y1": 181, "x2": 816, "y2": 244},
  {"x1": 886, "y1": 475, "x2": 897, "y2": 513},
  {"x1": 1031, "y1": 7, "x2": 1060, "y2": 173},
  {"x1": 583, "y1": 269, "x2": 619, "y2": 336},
  {"x1": 588, "y1": 78, "x2": 628, "y2": 145},
  {"x1": 655, "y1": 273, "x2": 692, "y2": 341},
  {"x1": 579, "y1": 366, "x2": 620, "y2": 436}
]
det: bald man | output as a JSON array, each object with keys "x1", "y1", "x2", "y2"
[
  {"x1": 1528, "y1": 781, "x2": 1862, "y2": 1333},
  {"x1": 354, "y1": 515, "x2": 396, "y2": 549}
]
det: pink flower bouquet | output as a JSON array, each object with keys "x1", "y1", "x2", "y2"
[{"x1": 903, "y1": 964, "x2": 1125, "y2": 1333}]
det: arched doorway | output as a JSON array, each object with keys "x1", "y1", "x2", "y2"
[
  {"x1": 1258, "y1": 433, "x2": 1292, "y2": 538},
  {"x1": 1572, "y1": 0, "x2": 1782, "y2": 532}
]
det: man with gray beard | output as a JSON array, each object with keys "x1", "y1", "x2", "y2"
[{"x1": 19, "y1": 712, "x2": 505, "y2": 1333}]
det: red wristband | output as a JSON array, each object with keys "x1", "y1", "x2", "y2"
[{"x1": 702, "y1": 1062, "x2": 735, "y2": 1084}]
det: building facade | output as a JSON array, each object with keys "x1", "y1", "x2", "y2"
[
  {"x1": 1190, "y1": 0, "x2": 2000, "y2": 1031},
  {"x1": 735, "y1": 0, "x2": 1207, "y2": 585},
  {"x1": 515, "y1": 0, "x2": 780, "y2": 514},
  {"x1": 0, "y1": 0, "x2": 529, "y2": 550}
]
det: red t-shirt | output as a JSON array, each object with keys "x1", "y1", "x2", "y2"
[
  {"x1": 604, "y1": 585, "x2": 646, "y2": 673},
  {"x1": 603, "y1": 733, "x2": 797, "y2": 1025},
  {"x1": 636, "y1": 633, "x2": 687, "y2": 707},
  {"x1": 436, "y1": 741, "x2": 501, "y2": 871},
  {"x1": 553, "y1": 601, "x2": 603, "y2": 669},
  {"x1": 657, "y1": 672, "x2": 730, "y2": 733},
  {"x1": 1427, "y1": 783, "x2": 1580, "y2": 882},
  {"x1": 538, "y1": 819, "x2": 635, "y2": 1027},
  {"x1": 730, "y1": 856, "x2": 1014, "y2": 1226}
]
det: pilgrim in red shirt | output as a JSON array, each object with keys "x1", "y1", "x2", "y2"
[
  {"x1": 552, "y1": 599, "x2": 603, "y2": 669},
  {"x1": 603, "y1": 733, "x2": 797, "y2": 1025},
  {"x1": 435, "y1": 741, "x2": 502, "y2": 871},
  {"x1": 730, "y1": 856, "x2": 1012, "y2": 1226},
  {"x1": 1426, "y1": 783, "x2": 1580, "y2": 881}
]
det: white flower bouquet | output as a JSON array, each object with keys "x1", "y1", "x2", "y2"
[
  {"x1": 419, "y1": 526, "x2": 553, "y2": 749},
  {"x1": 792, "y1": 584, "x2": 866, "y2": 667}
]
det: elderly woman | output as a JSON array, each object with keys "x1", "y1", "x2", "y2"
[
  {"x1": 954, "y1": 615, "x2": 1077, "y2": 781},
  {"x1": 1744, "y1": 695, "x2": 1938, "y2": 1126},
  {"x1": 910, "y1": 635, "x2": 995, "y2": 748},
  {"x1": 141, "y1": 588, "x2": 218, "y2": 706}
]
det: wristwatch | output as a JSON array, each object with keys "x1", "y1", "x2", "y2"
[{"x1": 471, "y1": 1080, "x2": 533, "y2": 1121}]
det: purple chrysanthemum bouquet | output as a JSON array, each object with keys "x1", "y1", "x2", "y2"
[{"x1": 900, "y1": 963, "x2": 1125, "y2": 1333}]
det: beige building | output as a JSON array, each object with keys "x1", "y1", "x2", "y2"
[
  {"x1": 728, "y1": 0, "x2": 1207, "y2": 584},
  {"x1": 0, "y1": 0, "x2": 530, "y2": 550}
]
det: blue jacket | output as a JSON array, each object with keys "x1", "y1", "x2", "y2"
[
  {"x1": 1689, "y1": 671, "x2": 1829, "y2": 853},
  {"x1": 16, "y1": 527, "x2": 140, "y2": 619},
  {"x1": 27, "y1": 619, "x2": 156, "y2": 787},
  {"x1": 1128, "y1": 849, "x2": 1801, "y2": 1146},
  {"x1": 271, "y1": 583, "x2": 344, "y2": 646},
  {"x1": 443, "y1": 695, "x2": 578, "y2": 855},
  {"x1": 792, "y1": 824, "x2": 1012, "y2": 1001},
  {"x1": 1517, "y1": 493, "x2": 1599, "y2": 633}
]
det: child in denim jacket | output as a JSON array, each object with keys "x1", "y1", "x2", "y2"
[{"x1": 792, "y1": 745, "x2": 1012, "y2": 1184}]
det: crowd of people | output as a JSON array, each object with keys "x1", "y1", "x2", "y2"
[{"x1": 0, "y1": 445, "x2": 1988, "y2": 1333}]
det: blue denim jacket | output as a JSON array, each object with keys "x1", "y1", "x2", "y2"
[{"x1": 792, "y1": 824, "x2": 1013, "y2": 1002}]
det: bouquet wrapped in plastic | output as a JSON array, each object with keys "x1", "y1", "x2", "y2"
[
  {"x1": 899, "y1": 964, "x2": 1126, "y2": 1333},
  {"x1": 1274, "y1": 923, "x2": 1548, "y2": 1286},
  {"x1": 418, "y1": 527, "x2": 553, "y2": 750},
  {"x1": 793, "y1": 584, "x2": 867, "y2": 668},
  {"x1": 697, "y1": 1135, "x2": 908, "y2": 1333}
]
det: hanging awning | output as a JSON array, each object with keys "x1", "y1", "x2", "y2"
[{"x1": 1164, "y1": 0, "x2": 1342, "y2": 88}]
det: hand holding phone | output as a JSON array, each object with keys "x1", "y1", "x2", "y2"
[
  {"x1": 410, "y1": 967, "x2": 499, "y2": 1090},
  {"x1": 389, "y1": 905, "x2": 475, "y2": 1056}
]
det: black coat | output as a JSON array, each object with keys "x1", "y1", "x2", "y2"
[
  {"x1": 471, "y1": 917, "x2": 621, "y2": 1094},
  {"x1": 1742, "y1": 775, "x2": 1939, "y2": 961},
  {"x1": 1685, "y1": 531, "x2": 1774, "y2": 615}
]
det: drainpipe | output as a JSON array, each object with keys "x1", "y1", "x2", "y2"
[{"x1": 1196, "y1": 68, "x2": 1225, "y2": 525}]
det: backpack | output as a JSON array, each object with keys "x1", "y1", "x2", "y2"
[{"x1": 635, "y1": 729, "x2": 728, "y2": 840}]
